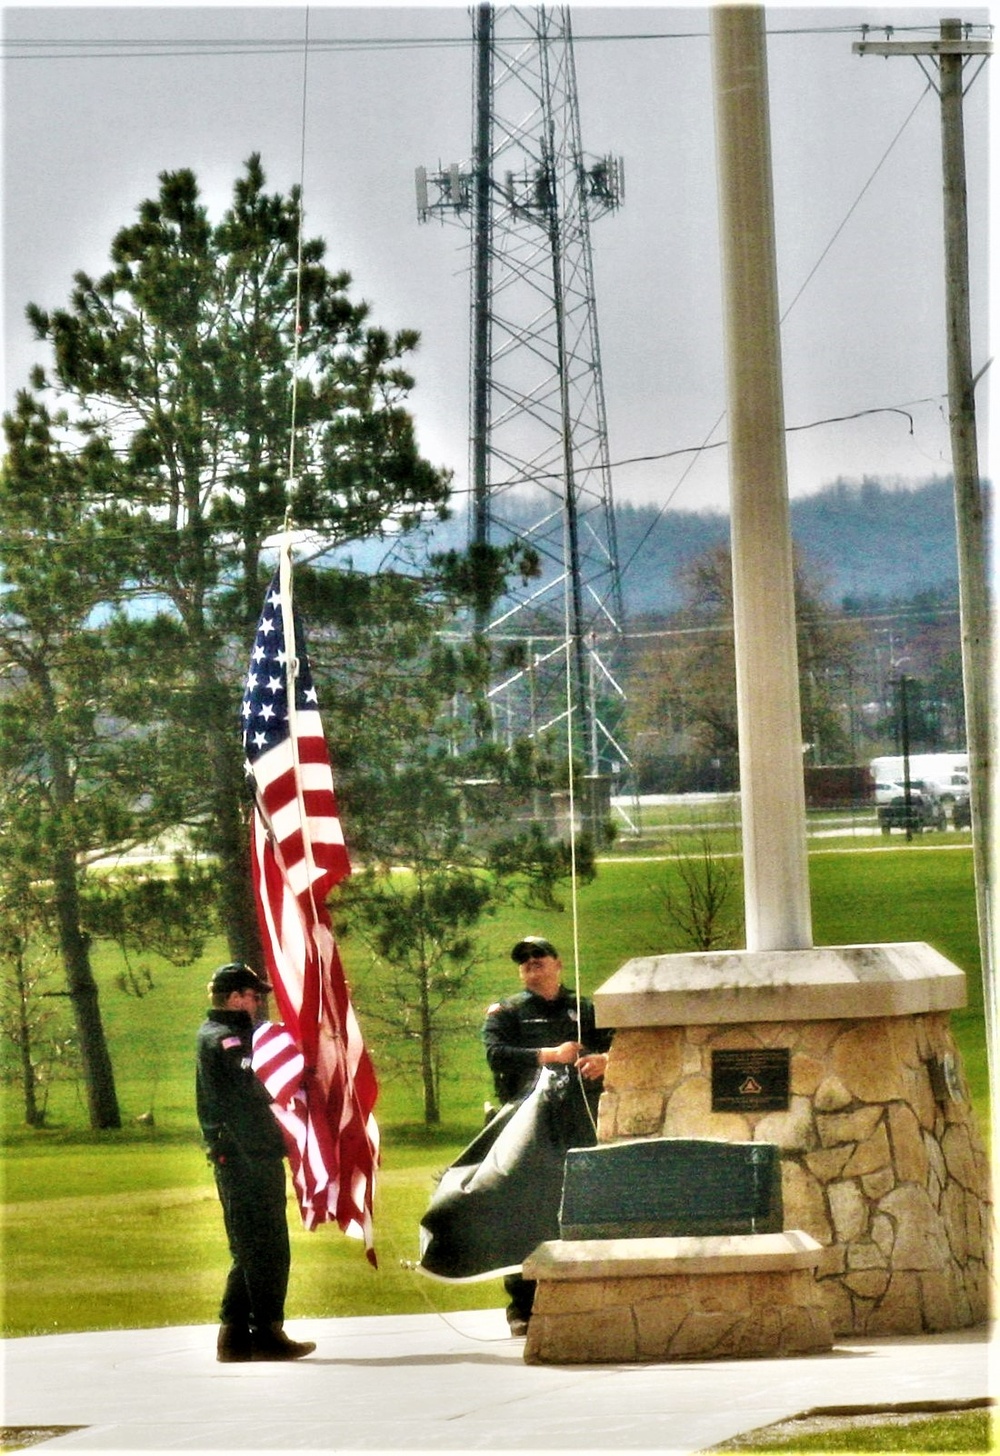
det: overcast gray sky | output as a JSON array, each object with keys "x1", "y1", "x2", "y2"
[{"x1": 2, "y1": 2, "x2": 993, "y2": 516}]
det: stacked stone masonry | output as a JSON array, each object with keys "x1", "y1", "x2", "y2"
[
  {"x1": 596, "y1": 1012, "x2": 993, "y2": 1336},
  {"x1": 523, "y1": 1234, "x2": 834, "y2": 1364}
]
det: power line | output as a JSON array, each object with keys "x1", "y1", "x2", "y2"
[
  {"x1": 779, "y1": 80, "x2": 934, "y2": 322},
  {"x1": 1, "y1": 18, "x2": 980, "y2": 599},
  {"x1": 439, "y1": 394, "x2": 948, "y2": 501},
  {"x1": 613, "y1": 75, "x2": 940, "y2": 586},
  {"x1": 438, "y1": 599, "x2": 963, "y2": 649},
  {"x1": 3, "y1": 23, "x2": 991, "y2": 61},
  {"x1": 0, "y1": 392, "x2": 955, "y2": 555}
]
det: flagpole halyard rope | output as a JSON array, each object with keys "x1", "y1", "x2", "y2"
[
  {"x1": 560, "y1": 511, "x2": 582, "y2": 1015},
  {"x1": 279, "y1": 10, "x2": 312, "y2": 876},
  {"x1": 277, "y1": 542, "x2": 325, "y2": 936},
  {"x1": 286, "y1": 5, "x2": 311, "y2": 501},
  {"x1": 559, "y1": 469, "x2": 596, "y2": 1137},
  {"x1": 242, "y1": 9, "x2": 377, "y2": 1259}
]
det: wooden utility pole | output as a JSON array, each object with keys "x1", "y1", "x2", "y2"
[
  {"x1": 855, "y1": 19, "x2": 995, "y2": 1075},
  {"x1": 711, "y1": 4, "x2": 813, "y2": 952}
]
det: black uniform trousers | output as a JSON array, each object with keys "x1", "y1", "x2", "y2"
[
  {"x1": 503, "y1": 1074, "x2": 603, "y2": 1325},
  {"x1": 213, "y1": 1154, "x2": 290, "y2": 1331}
]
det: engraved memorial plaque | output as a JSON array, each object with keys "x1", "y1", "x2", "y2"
[
  {"x1": 560, "y1": 1139, "x2": 783, "y2": 1238},
  {"x1": 711, "y1": 1047, "x2": 790, "y2": 1113}
]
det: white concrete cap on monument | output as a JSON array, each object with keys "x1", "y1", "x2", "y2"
[
  {"x1": 523, "y1": 1230, "x2": 825, "y2": 1281},
  {"x1": 593, "y1": 942, "x2": 966, "y2": 1027}
]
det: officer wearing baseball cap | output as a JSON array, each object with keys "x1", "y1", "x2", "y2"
[
  {"x1": 482, "y1": 936, "x2": 612, "y2": 1335},
  {"x1": 509, "y1": 936, "x2": 559, "y2": 962},
  {"x1": 196, "y1": 962, "x2": 315, "y2": 1363},
  {"x1": 485, "y1": 938, "x2": 610, "y2": 1105},
  {"x1": 208, "y1": 962, "x2": 273, "y2": 999}
]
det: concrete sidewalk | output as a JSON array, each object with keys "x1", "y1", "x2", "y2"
[{"x1": 1, "y1": 1312, "x2": 993, "y2": 1453}]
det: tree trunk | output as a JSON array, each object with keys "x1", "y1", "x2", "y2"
[
  {"x1": 419, "y1": 967, "x2": 440, "y2": 1126},
  {"x1": 36, "y1": 669, "x2": 121, "y2": 1129},
  {"x1": 53, "y1": 850, "x2": 121, "y2": 1129},
  {"x1": 212, "y1": 735, "x2": 264, "y2": 968},
  {"x1": 209, "y1": 701, "x2": 263, "y2": 972},
  {"x1": 201, "y1": 659, "x2": 263, "y2": 968},
  {"x1": 12, "y1": 937, "x2": 43, "y2": 1128}
]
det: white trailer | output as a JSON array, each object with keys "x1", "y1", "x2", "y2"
[{"x1": 870, "y1": 752, "x2": 969, "y2": 800}]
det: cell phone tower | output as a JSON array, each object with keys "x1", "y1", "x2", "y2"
[{"x1": 416, "y1": 3, "x2": 628, "y2": 788}]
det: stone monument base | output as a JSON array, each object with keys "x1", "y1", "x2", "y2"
[
  {"x1": 593, "y1": 943, "x2": 994, "y2": 1336},
  {"x1": 523, "y1": 1231, "x2": 833, "y2": 1364}
]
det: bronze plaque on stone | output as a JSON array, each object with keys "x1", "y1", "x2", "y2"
[{"x1": 711, "y1": 1047, "x2": 790, "y2": 1112}]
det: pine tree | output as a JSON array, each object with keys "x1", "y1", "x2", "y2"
[
  {"x1": 0, "y1": 393, "x2": 150, "y2": 1127},
  {"x1": 26, "y1": 156, "x2": 452, "y2": 964}
]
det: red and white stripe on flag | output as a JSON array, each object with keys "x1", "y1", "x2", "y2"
[
  {"x1": 243, "y1": 553, "x2": 378, "y2": 1260},
  {"x1": 250, "y1": 709, "x2": 349, "y2": 918}
]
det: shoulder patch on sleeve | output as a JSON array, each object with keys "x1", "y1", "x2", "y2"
[{"x1": 221, "y1": 1035, "x2": 243, "y2": 1050}]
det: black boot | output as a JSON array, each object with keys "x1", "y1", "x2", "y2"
[
  {"x1": 504, "y1": 1273, "x2": 535, "y2": 1337},
  {"x1": 217, "y1": 1323, "x2": 254, "y2": 1363},
  {"x1": 251, "y1": 1323, "x2": 316, "y2": 1361}
]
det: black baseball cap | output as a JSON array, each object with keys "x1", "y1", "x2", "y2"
[
  {"x1": 209, "y1": 962, "x2": 273, "y2": 997},
  {"x1": 511, "y1": 937, "x2": 559, "y2": 963}
]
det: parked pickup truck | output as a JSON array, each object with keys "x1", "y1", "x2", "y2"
[
  {"x1": 877, "y1": 782, "x2": 947, "y2": 834},
  {"x1": 952, "y1": 790, "x2": 972, "y2": 830}
]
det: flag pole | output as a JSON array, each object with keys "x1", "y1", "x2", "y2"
[
  {"x1": 243, "y1": 544, "x2": 378, "y2": 1256},
  {"x1": 276, "y1": 530, "x2": 334, "y2": 1067}
]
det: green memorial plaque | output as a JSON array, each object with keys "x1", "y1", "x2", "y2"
[
  {"x1": 559, "y1": 1138, "x2": 783, "y2": 1239},
  {"x1": 711, "y1": 1047, "x2": 790, "y2": 1113}
]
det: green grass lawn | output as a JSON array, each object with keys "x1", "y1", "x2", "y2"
[
  {"x1": 714, "y1": 1407, "x2": 993, "y2": 1452},
  {"x1": 1, "y1": 836, "x2": 990, "y2": 1338},
  {"x1": 0, "y1": 1139, "x2": 509, "y2": 1336}
]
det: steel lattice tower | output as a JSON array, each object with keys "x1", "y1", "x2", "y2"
[{"x1": 417, "y1": 3, "x2": 628, "y2": 784}]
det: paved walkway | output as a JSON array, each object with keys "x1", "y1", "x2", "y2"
[{"x1": 1, "y1": 1313, "x2": 993, "y2": 1452}]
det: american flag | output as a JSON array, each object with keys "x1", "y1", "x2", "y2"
[{"x1": 241, "y1": 545, "x2": 379, "y2": 1261}]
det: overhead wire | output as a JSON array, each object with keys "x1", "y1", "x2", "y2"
[
  {"x1": 393, "y1": 394, "x2": 948, "y2": 510},
  {"x1": 2, "y1": 22, "x2": 991, "y2": 61},
  {"x1": 0, "y1": 17, "x2": 964, "y2": 539},
  {"x1": 778, "y1": 79, "x2": 934, "y2": 323},
  {"x1": 0, "y1": 12, "x2": 973, "y2": 730},
  {"x1": 613, "y1": 80, "x2": 937, "y2": 585},
  {"x1": 0, "y1": 393, "x2": 954, "y2": 560},
  {"x1": 285, "y1": 7, "x2": 311, "y2": 504},
  {"x1": 1, "y1": 10, "x2": 987, "y2": 1314}
]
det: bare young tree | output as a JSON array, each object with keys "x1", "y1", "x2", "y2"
[
  {"x1": 0, "y1": 907, "x2": 80, "y2": 1128},
  {"x1": 654, "y1": 830, "x2": 744, "y2": 953}
]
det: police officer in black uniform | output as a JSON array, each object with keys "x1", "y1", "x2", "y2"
[
  {"x1": 481, "y1": 936, "x2": 612, "y2": 1335},
  {"x1": 196, "y1": 962, "x2": 315, "y2": 1363}
]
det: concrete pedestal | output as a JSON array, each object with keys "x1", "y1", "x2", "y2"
[
  {"x1": 523, "y1": 1231, "x2": 833, "y2": 1364},
  {"x1": 592, "y1": 943, "x2": 994, "y2": 1337}
]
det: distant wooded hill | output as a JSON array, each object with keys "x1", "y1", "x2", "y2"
[
  {"x1": 614, "y1": 476, "x2": 965, "y2": 616},
  {"x1": 358, "y1": 476, "x2": 972, "y2": 617}
]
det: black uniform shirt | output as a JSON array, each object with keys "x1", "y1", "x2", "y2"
[
  {"x1": 195, "y1": 1007, "x2": 286, "y2": 1162},
  {"x1": 482, "y1": 986, "x2": 612, "y2": 1104}
]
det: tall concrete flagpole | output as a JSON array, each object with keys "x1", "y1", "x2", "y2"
[{"x1": 711, "y1": 3, "x2": 812, "y2": 952}]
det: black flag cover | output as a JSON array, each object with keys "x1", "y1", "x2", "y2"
[{"x1": 417, "y1": 1068, "x2": 599, "y2": 1281}]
